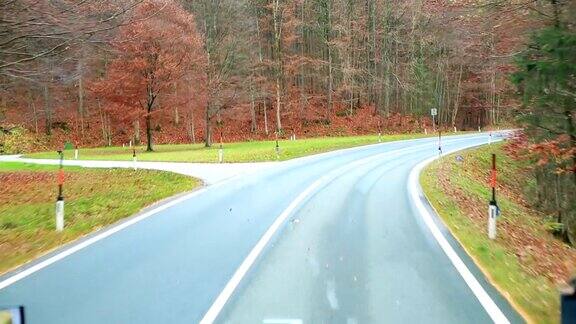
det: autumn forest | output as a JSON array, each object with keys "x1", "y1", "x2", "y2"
[{"x1": 0, "y1": 0, "x2": 567, "y2": 149}]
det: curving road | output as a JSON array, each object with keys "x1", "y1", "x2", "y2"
[{"x1": 0, "y1": 133, "x2": 522, "y2": 323}]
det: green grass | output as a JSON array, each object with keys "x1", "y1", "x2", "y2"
[
  {"x1": 421, "y1": 143, "x2": 572, "y2": 323},
  {"x1": 24, "y1": 133, "x2": 466, "y2": 163},
  {"x1": 0, "y1": 162, "x2": 200, "y2": 275}
]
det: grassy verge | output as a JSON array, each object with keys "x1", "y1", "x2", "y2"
[
  {"x1": 0, "y1": 162, "x2": 200, "y2": 275},
  {"x1": 421, "y1": 142, "x2": 576, "y2": 323},
  {"x1": 24, "y1": 133, "x2": 468, "y2": 163}
]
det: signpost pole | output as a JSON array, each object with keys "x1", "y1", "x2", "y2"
[{"x1": 438, "y1": 130, "x2": 442, "y2": 156}]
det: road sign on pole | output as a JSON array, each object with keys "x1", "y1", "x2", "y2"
[{"x1": 431, "y1": 108, "x2": 437, "y2": 132}]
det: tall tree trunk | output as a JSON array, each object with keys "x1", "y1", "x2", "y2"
[
  {"x1": 188, "y1": 98, "x2": 196, "y2": 143},
  {"x1": 43, "y1": 83, "x2": 52, "y2": 136},
  {"x1": 28, "y1": 91, "x2": 38, "y2": 133},
  {"x1": 263, "y1": 100, "x2": 269, "y2": 135},
  {"x1": 275, "y1": 76, "x2": 282, "y2": 132},
  {"x1": 205, "y1": 102, "x2": 212, "y2": 147},
  {"x1": 273, "y1": 0, "x2": 283, "y2": 133},
  {"x1": 327, "y1": 45, "x2": 333, "y2": 121},
  {"x1": 174, "y1": 83, "x2": 180, "y2": 125},
  {"x1": 452, "y1": 63, "x2": 463, "y2": 128},
  {"x1": 250, "y1": 89, "x2": 257, "y2": 133},
  {"x1": 146, "y1": 113, "x2": 153, "y2": 152},
  {"x1": 133, "y1": 120, "x2": 140, "y2": 145},
  {"x1": 77, "y1": 57, "x2": 85, "y2": 137},
  {"x1": 564, "y1": 107, "x2": 576, "y2": 185}
]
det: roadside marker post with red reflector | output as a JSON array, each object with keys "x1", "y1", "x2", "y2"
[
  {"x1": 56, "y1": 150, "x2": 65, "y2": 232},
  {"x1": 488, "y1": 153, "x2": 499, "y2": 239},
  {"x1": 488, "y1": 132, "x2": 493, "y2": 145}
]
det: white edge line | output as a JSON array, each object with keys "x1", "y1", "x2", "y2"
[
  {"x1": 0, "y1": 185, "x2": 214, "y2": 291},
  {"x1": 407, "y1": 139, "x2": 511, "y2": 324}
]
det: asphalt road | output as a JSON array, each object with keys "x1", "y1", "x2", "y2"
[{"x1": 0, "y1": 133, "x2": 523, "y2": 323}]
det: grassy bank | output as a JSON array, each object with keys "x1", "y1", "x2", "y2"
[
  {"x1": 24, "y1": 133, "x2": 467, "y2": 163},
  {"x1": 0, "y1": 162, "x2": 200, "y2": 275},
  {"x1": 421, "y1": 143, "x2": 576, "y2": 323}
]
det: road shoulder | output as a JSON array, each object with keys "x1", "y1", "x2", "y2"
[{"x1": 420, "y1": 143, "x2": 576, "y2": 323}]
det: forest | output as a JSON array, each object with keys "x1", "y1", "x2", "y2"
[
  {"x1": 0, "y1": 1, "x2": 574, "y2": 239},
  {"x1": 0, "y1": 0, "x2": 554, "y2": 147}
]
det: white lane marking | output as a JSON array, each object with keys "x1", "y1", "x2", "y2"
[
  {"x1": 0, "y1": 186, "x2": 214, "y2": 290},
  {"x1": 263, "y1": 319, "x2": 303, "y2": 324},
  {"x1": 407, "y1": 140, "x2": 510, "y2": 324},
  {"x1": 199, "y1": 177, "x2": 323, "y2": 324},
  {"x1": 200, "y1": 136, "x2": 488, "y2": 324}
]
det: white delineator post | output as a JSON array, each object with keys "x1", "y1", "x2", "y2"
[
  {"x1": 488, "y1": 132, "x2": 492, "y2": 145},
  {"x1": 378, "y1": 132, "x2": 382, "y2": 143},
  {"x1": 56, "y1": 199, "x2": 64, "y2": 232},
  {"x1": 488, "y1": 204, "x2": 497, "y2": 239},
  {"x1": 488, "y1": 154, "x2": 498, "y2": 239},
  {"x1": 74, "y1": 148, "x2": 79, "y2": 160},
  {"x1": 132, "y1": 149, "x2": 137, "y2": 170},
  {"x1": 424, "y1": 128, "x2": 428, "y2": 135},
  {"x1": 453, "y1": 126, "x2": 457, "y2": 133},
  {"x1": 275, "y1": 140, "x2": 280, "y2": 160},
  {"x1": 218, "y1": 145, "x2": 224, "y2": 163},
  {"x1": 56, "y1": 151, "x2": 65, "y2": 232}
]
